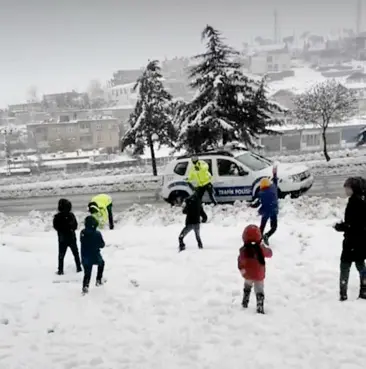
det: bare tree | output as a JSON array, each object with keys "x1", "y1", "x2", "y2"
[{"x1": 294, "y1": 80, "x2": 357, "y2": 161}]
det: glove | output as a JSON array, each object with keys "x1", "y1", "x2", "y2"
[{"x1": 334, "y1": 222, "x2": 346, "y2": 232}]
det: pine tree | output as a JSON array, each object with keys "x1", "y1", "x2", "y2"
[
  {"x1": 176, "y1": 25, "x2": 240, "y2": 153},
  {"x1": 121, "y1": 60, "x2": 176, "y2": 175},
  {"x1": 176, "y1": 25, "x2": 286, "y2": 153},
  {"x1": 223, "y1": 74, "x2": 286, "y2": 146}
]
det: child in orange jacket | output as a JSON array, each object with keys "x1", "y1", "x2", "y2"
[{"x1": 238, "y1": 224, "x2": 273, "y2": 314}]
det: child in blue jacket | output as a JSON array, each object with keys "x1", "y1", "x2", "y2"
[
  {"x1": 256, "y1": 166, "x2": 278, "y2": 245},
  {"x1": 80, "y1": 216, "x2": 105, "y2": 294}
]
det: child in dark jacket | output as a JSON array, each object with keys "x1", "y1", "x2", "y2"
[
  {"x1": 178, "y1": 193, "x2": 207, "y2": 252},
  {"x1": 257, "y1": 165, "x2": 278, "y2": 245},
  {"x1": 53, "y1": 198, "x2": 82, "y2": 275},
  {"x1": 334, "y1": 177, "x2": 366, "y2": 301},
  {"x1": 80, "y1": 216, "x2": 106, "y2": 294},
  {"x1": 238, "y1": 224, "x2": 272, "y2": 314}
]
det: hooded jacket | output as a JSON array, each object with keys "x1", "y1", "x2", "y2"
[
  {"x1": 258, "y1": 173, "x2": 279, "y2": 217},
  {"x1": 53, "y1": 199, "x2": 78, "y2": 241},
  {"x1": 187, "y1": 161, "x2": 212, "y2": 187},
  {"x1": 88, "y1": 194, "x2": 112, "y2": 228},
  {"x1": 182, "y1": 194, "x2": 207, "y2": 225},
  {"x1": 80, "y1": 216, "x2": 105, "y2": 265},
  {"x1": 238, "y1": 242, "x2": 273, "y2": 281}
]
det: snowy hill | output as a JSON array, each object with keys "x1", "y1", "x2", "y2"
[{"x1": 0, "y1": 197, "x2": 365, "y2": 368}]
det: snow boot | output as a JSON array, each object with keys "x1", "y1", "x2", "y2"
[
  {"x1": 56, "y1": 271, "x2": 64, "y2": 276},
  {"x1": 262, "y1": 234, "x2": 269, "y2": 246},
  {"x1": 82, "y1": 286, "x2": 89, "y2": 295},
  {"x1": 242, "y1": 286, "x2": 252, "y2": 308},
  {"x1": 76, "y1": 266, "x2": 82, "y2": 273},
  {"x1": 340, "y1": 281, "x2": 348, "y2": 301},
  {"x1": 256, "y1": 293, "x2": 265, "y2": 314},
  {"x1": 198, "y1": 242, "x2": 203, "y2": 249},
  {"x1": 96, "y1": 279, "x2": 103, "y2": 287},
  {"x1": 179, "y1": 242, "x2": 185, "y2": 252}
]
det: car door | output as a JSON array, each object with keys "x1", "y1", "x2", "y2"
[{"x1": 213, "y1": 158, "x2": 253, "y2": 202}]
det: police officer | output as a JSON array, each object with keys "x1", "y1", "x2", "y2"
[
  {"x1": 88, "y1": 193, "x2": 114, "y2": 230},
  {"x1": 187, "y1": 155, "x2": 217, "y2": 205}
]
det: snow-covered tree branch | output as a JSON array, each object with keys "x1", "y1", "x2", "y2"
[
  {"x1": 176, "y1": 25, "x2": 286, "y2": 154},
  {"x1": 121, "y1": 60, "x2": 176, "y2": 176},
  {"x1": 294, "y1": 79, "x2": 356, "y2": 161}
]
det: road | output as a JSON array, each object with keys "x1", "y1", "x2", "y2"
[{"x1": 0, "y1": 173, "x2": 356, "y2": 215}]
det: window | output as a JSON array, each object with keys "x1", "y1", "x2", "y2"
[
  {"x1": 217, "y1": 159, "x2": 242, "y2": 176},
  {"x1": 267, "y1": 55, "x2": 273, "y2": 62},
  {"x1": 174, "y1": 161, "x2": 188, "y2": 176},
  {"x1": 80, "y1": 136, "x2": 92, "y2": 144},
  {"x1": 96, "y1": 123, "x2": 102, "y2": 130},
  {"x1": 97, "y1": 133, "x2": 103, "y2": 142},
  {"x1": 303, "y1": 134, "x2": 320, "y2": 147},
  {"x1": 235, "y1": 152, "x2": 271, "y2": 171}
]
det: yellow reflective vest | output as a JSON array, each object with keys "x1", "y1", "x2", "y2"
[
  {"x1": 90, "y1": 194, "x2": 112, "y2": 228},
  {"x1": 187, "y1": 160, "x2": 212, "y2": 187}
]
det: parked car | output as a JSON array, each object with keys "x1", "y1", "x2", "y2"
[{"x1": 160, "y1": 148, "x2": 314, "y2": 205}]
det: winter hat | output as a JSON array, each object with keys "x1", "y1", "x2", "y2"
[
  {"x1": 84, "y1": 215, "x2": 98, "y2": 229},
  {"x1": 242, "y1": 224, "x2": 262, "y2": 244},
  {"x1": 88, "y1": 201, "x2": 99, "y2": 214},
  {"x1": 58, "y1": 198, "x2": 72, "y2": 212},
  {"x1": 260, "y1": 178, "x2": 271, "y2": 189}
]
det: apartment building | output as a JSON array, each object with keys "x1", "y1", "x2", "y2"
[
  {"x1": 27, "y1": 118, "x2": 120, "y2": 153},
  {"x1": 249, "y1": 47, "x2": 291, "y2": 75},
  {"x1": 8, "y1": 102, "x2": 43, "y2": 113}
]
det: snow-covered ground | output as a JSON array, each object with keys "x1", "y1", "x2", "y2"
[{"x1": 2, "y1": 197, "x2": 365, "y2": 368}]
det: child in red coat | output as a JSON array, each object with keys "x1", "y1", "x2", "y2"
[{"x1": 238, "y1": 224, "x2": 273, "y2": 314}]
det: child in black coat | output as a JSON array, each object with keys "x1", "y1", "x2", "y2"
[
  {"x1": 178, "y1": 193, "x2": 207, "y2": 252},
  {"x1": 334, "y1": 177, "x2": 366, "y2": 301},
  {"x1": 53, "y1": 198, "x2": 82, "y2": 275}
]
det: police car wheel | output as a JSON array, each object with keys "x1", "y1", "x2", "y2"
[
  {"x1": 253, "y1": 188, "x2": 260, "y2": 200},
  {"x1": 169, "y1": 190, "x2": 189, "y2": 206}
]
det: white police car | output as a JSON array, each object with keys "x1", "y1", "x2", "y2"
[{"x1": 160, "y1": 148, "x2": 314, "y2": 205}]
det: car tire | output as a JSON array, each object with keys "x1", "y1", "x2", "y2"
[
  {"x1": 252, "y1": 187, "x2": 260, "y2": 200},
  {"x1": 290, "y1": 191, "x2": 300, "y2": 199},
  {"x1": 168, "y1": 190, "x2": 189, "y2": 206}
]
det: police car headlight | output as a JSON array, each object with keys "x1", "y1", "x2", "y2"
[{"x1": 290, "y1": 174, "x2": 302, "y2": 182}]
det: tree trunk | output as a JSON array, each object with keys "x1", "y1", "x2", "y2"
[
  {"x1": 322, "y1": 129, "x2": 330, "y2": 162},
  {"x1": 147, "y1": 133, "x2": 158, "y2": 176}
]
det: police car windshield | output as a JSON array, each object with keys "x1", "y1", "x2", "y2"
[{"x1": 235, "y1": 152, "x2": 272, "y2": 171}]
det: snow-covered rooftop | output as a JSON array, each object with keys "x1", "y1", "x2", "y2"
[{"x1": 267, "y1": 66, "x2": 366, "y2": 95}]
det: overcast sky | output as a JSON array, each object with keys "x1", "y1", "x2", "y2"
[{"x1": 0, "y1": 0, "x2": 363, "y2": 107}]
